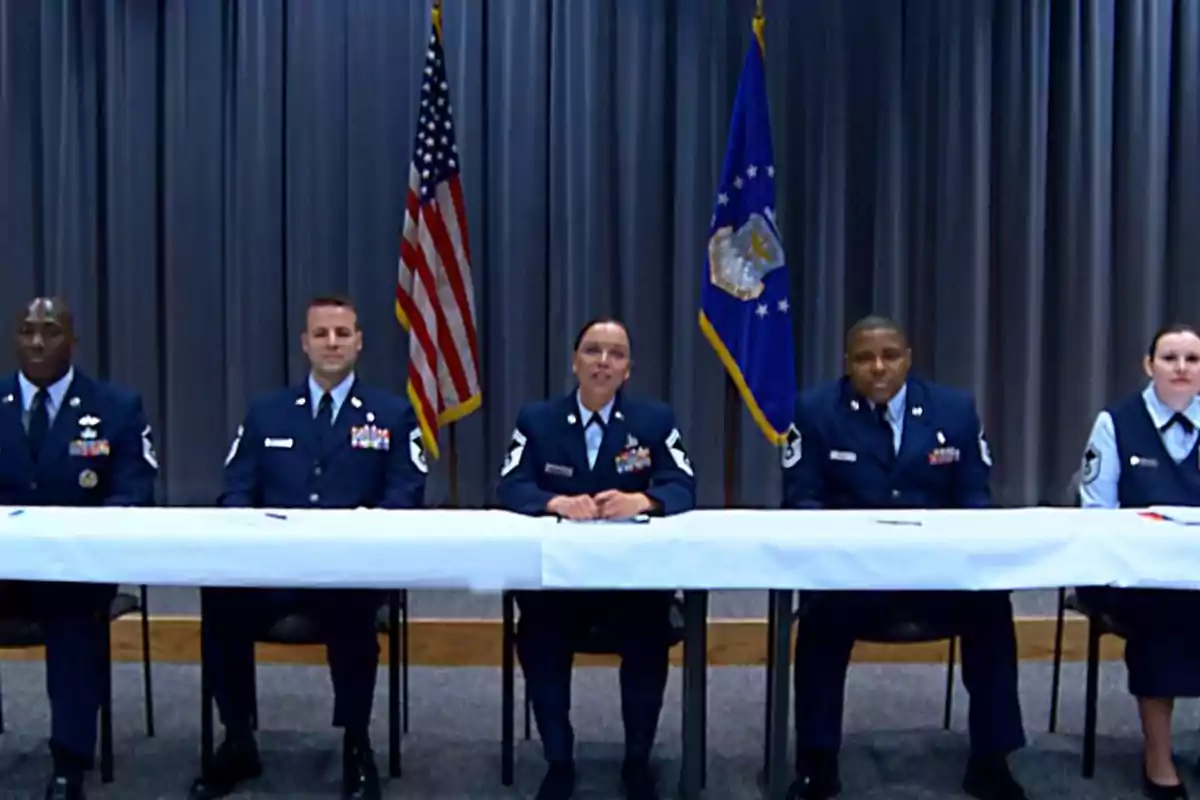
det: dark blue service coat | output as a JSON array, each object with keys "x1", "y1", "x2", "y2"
[
  {"x1": 496, "y1": 389, "x2": 695, "y2": 516},
  {"x1": 220, "y1": 379, "x2": 426, "y2": 510},
  {"x1": 782, "y1": 375, "x2": 991, "y2": 510}
]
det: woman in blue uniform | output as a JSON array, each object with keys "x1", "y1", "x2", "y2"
[
  {"x1": 1079, "y1": 323, "x2": 1200, "y2": 799},
  {"x1": 497, "y1": 317, "x2": 696, "y2": 800}
]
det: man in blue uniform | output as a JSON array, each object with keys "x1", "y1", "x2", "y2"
[
  {"x1": 188, "y1": 295, "x2": 427, "y2": 800},
  {"x1": 0, "y1": 297, "x2": 158, "y2": 800},
  {"x1": 1078, "y1": 323, "x2": 1200, "y2": 797},
  {"x1": 497, "y1": 317, "x2": 695, "y2": 800},
  {"x1": 781, "y1": 316, "x2": 1027, "y2": 800}
]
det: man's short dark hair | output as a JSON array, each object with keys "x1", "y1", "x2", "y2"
[
  {"x1": 573, "y1": 316, "x2": 628, "y2": 352},
  {"x1": 305, "y1": 295, "x2": 358, "y2": 329},
  {"x1": 846, "y1": 314, "x2": 907, "y2": 349}
]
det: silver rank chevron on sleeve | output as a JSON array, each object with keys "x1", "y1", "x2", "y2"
[
  {"x1": 225, "y1": 425, "x2": 244, "y2": 467},
  {"x1": 500, "y1": 428, "x2": 526, "y2": 477},
  {"x1": 665, "y1": 428, "x2": 694, "y2": 476},
  {"x1": 409, "y1": 427, "x2": 428, "y2": 474},
  {"x1": 781, "y1": 423, "x2": 801, "y2": 468}
]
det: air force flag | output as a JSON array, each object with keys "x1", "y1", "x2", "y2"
[{"x1": 698, "y1": 13, "x2": 796, "y2": 445}]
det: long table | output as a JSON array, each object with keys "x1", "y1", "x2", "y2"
[{"x1": 1, "y1": 505, "x2": 1198, "y2": 800}]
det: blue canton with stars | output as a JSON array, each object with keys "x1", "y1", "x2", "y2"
[
  {"x1": 412, "y1": 27, "x2": 461, "y2": 197},
  {"x1": 699, "y1": 25, "x2": 796, "y2": 445}
]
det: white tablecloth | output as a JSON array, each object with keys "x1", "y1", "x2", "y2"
[{"x1": 0, "y1": 505, "x2": 1198, "y2": 592}]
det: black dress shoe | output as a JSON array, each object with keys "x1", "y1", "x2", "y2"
[
  {"x1": 44, "y1": 775, "x2": 84, "y2": 800},
  {"x1": 188, "y1": 736, "x2": 263, "y2": 799},
  {"x1": 1143, "y1": 768, "x2": 1189, "y2": 799},
  {"x1": 962, "y1": 754, "x2": 1028, "y2": 800},
  {"x1": 535, "y1": 761, "x2": 576, "y2": 800},
  {"x1": 342, "y1": 739, "x2": 381, "y2": 800},
  {"x1": 787, "y1": 749, "x2": 840, "y2": 799},
  {"x1": 621, "y1": 758, "x2": 659, "y2": 800}
]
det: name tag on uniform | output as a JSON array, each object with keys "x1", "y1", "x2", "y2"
[
  {"x1": 927, "y1": 447, "x2": 960, "y2": 465},
  {"x1": 829, "y1": 450, "x2": 857, "y2": 462},
  {"x1": 351, "y1": 425, "x2": 390, "y2": 450},
  {"x1": 615, "y1": 446, "x2": 651, "y2": 474},
  {"x1": 544, "y1": 463, "x2": 573, "y2": 477},
  {"x1": 264, "y1": 438, "x2": 294, "y2": 449},
  {"x1": 69, "y1": 439, "x2": 111, "y2": 457},
  {"x1": 1130, "y1": 455, "x2": 1158, "y2": 468}
]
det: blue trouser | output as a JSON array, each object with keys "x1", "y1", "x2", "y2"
[
  {"x1": 202, "y1": 588, "x2": 383, "y2": 732},
  {"x1": 1077, "y1": 586, "x2": 1200, "y2": 697},
  {"x1": 2, "y1": 580, "x2": 116, "y2": 768},
  {"x1": 793, "y1": 590, "x2": 1026, "y2": 756},
  {"x1": 515, "y1": 590, "x2": 673, "y2": 765}
]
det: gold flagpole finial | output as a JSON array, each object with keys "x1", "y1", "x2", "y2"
[
  {"x1": 432, "y1": 0, "x2": 443, "y2": 36},
  {"x1": 755, "y1": 0, "x2": 764, "y2": 18}
]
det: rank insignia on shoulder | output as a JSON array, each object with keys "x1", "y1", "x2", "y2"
[
  {"x1": 70, "y1": 439, "x2": 111, "y2": 458},
  {"x1": 351, "y1": 424, "x2": 390, "y2": 450}
]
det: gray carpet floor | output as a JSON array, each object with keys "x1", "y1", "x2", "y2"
[{"x1": 0, "y1": 657, "x2": 1196, "y2": 798}]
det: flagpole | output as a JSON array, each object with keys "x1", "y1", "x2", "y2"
[{"x1": 723, "y1": 379, "x2": 739, "y2": 507}]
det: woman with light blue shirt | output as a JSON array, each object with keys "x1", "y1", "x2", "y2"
[{"x1": 1078, "y1": 324, "x2": 1200, "y2": 799}]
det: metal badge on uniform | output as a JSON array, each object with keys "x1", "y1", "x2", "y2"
[
  {"x1": 544, "y1": 463, "x2": 574, "y2": 477},
  {"x1": 78, "y1": 469, "x2": 99, "y2": 489},
  {"x1": 927, "y1": 446, "x2": 960, "y2": 466},
  {"x1": 625, "y1": 433, "x2": 639, "y2": 448},
  {"x1": 829, "y1": 450, "x2": 857, "y2": 462},
  {"x1": 1, "y1": 394, "x2": 12, "y2": 404},
  {"x1": 350, "y1": 424, "x2": 390, "y2": 450},
  {"x1": 264, "y1": 438, "x2": 294, "y2": 449},
  {"x1": 1130, "y1": 455, "x2": 1158, "y2": 468},
  {"x1": 614, "y1": 445, "x2": 651, "y2": 474},
  {"x1": 80, "y1": 415, "x2": 100, "y2": 426}
]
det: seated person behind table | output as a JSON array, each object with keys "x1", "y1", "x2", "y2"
[
  {"x1": 1077, "y1": 323, "x2": 1200, "y2": 800},
  {"x1": 188, "y1": 295, "x2": 427, "y2": 800},
  {"x1": 497, "y1": 317, "x2": 695, "y2": 800},
  {"x1": 780, "y1": 315, "x2": 1027, "y2": 800},
  {"x1": 1, "y1": 297, "x2": 158, "y2": 800}
]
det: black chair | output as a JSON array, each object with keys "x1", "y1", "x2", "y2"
[
  {"x1": 0, "y1": 584, "x2": 155, "y2": 784},
  {"x1": 1046, "y1": 469, "x2": 1128, "y2": 777},
  {"x1": 1046, "y1": 471, "x2": 1083, "y2": 735},
  {"x1": 499, "y1": 589, "x2": 687, "y2": 786},
  {"x1": 199, "y1": 589, "x2": 408, "y2": 779}
]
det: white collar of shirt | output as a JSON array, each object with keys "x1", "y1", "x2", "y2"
[
  {"x1": 308, "y1": 372, "x2": 355, "y2": 418},
  {"x1": 18, "y1": 366, "x2": 74, "y2": 417},
  {"x1": 1142, "y1": 383, "x2": 1200, "y2": 429},
  {"x1": 576, "y1": 391, "x2": 615, "y2": 427},
  {"x1": 868, "y1": 382, "x2": 907, "y2": 424}
]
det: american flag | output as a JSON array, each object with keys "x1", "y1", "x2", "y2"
[{"x1": 395, "y1": 6, "x2": 481, "y2": 460}]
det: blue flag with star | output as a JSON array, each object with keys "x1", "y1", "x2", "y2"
[{"x1": 698, "y1": 15, "x2": 796, "y2": 445}]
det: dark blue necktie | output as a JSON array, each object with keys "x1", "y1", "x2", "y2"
[
  {"x1": 315, "y1": 392, "x2": 334, "y2": 448},
  {"x1": 874, "y1": 404, "x2": 895, "y2": 466},
  {"x1": 27, "y1": 389, "x2": 49, "y2": 460}
]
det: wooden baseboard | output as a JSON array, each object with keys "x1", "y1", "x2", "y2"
[{"x1": 0, "y1": 615, "x2": 1124, "y2": 667}]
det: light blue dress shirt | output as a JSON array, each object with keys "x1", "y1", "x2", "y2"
[
  {"x1": 308, "y1": 372, "x2": 355, "y2": 422},
  {"x1": 577, "y1": 390, "x2": 614, "y2": 470},
  {"x1": 18, "y1": 366, "x2": 75, "y2": 428},
  {"x1": 1079, "y1": 383, "x2": 1200, "y2": 508},
  {"x1": 868, "y1": 382, "x2": 908, "y2": 454}
]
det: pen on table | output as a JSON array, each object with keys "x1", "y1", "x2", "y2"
[
  {"x1": 875, "y1": 519, "x2": 921, "y2": 526},
  {"x1": 264, "y1": 512, "x2": 288, "y2": 521},
  {"x1": 7, "y1": 509, "x2": 25, "y2": 517}
]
